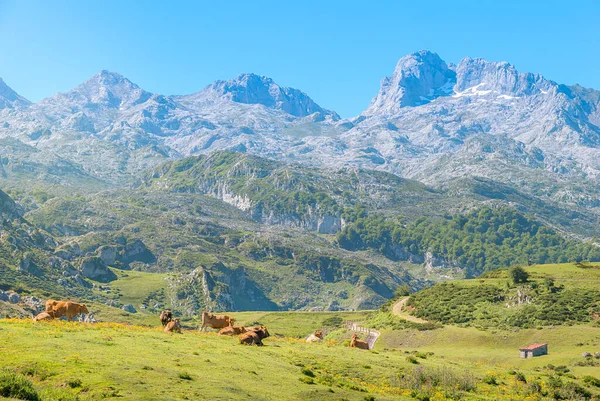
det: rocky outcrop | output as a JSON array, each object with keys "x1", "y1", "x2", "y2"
[
  {"x1": 365, "y1": 50, "x2": 456, "y2": 113},
  {"x1": 122, "y1": 304, "x2": 137, "y2": 313},
  {"x1": 80, "y1": 256, "x2": 117, "y2": 282},
  {"x1": 97, "y1": 245, "x2": 117, "y2": 266},
  {"x1": 0, "y1": 189, "x2": 23, "y2": 220},
  {"x1": 121, "y1": 239, "x2": 155, "y2": 265}
]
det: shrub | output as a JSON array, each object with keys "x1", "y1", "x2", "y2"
[
  {"x1": 321, "y1": 316, "x2": 343, "y2": 328},
  {"x1": 514, "y1": 371, "x2": 527, "y2": 383},
  {"x1": 301, "y1": 368, "x2": 315, "y2": 378},
  {"x1": 177, "y1": 372, "x2": 192, "y2": 381},
  {"x1": 582, "y1": 375, "x2": 600, "y2": 387},
  {"x1": 406, "y1": 356, "x2": 419, "y2": 364},
  {"x1": 395, "y1": 365, "x2": 475, "y2": 399},
  {"x1": 482, "y1": 372, "x2": 499, "y2": 385},
  {"x1": 299, "y1": 376, "x2": 314, "y2": 384},
  {"x1": 508, "y1": 266, "x2": 529, "y2": 284},
  {"x1": 65, "y1": 379, "x2": 82, "y2": 389},
  {"x1": 0, "y1": 370, "x2": 39, "y2": 401}
]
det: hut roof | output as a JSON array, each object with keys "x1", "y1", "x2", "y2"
[{"x1": 519, "y1": 343, "x2": 547, "y2": 351}]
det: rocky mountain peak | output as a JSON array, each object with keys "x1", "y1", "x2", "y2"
[
  {"x1": 365, "y1": 50, "x2": 456, "y2": 114},
  {"x1": 39, "y1": 70, "x2": 152, "y2": 111},
  {"x1": 196, "y1": 73, "x2": 338, "y2": 119},
  {"x1": 454, "y1": 57, "x2": 553, "y2": 96},
  {"x1": 0, "y1": 78, "x2": 31, "y2": 109}
]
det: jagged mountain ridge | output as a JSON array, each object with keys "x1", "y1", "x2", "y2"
[{"x1": 1, "y1": 51, "x2": 600, "y2": 202}]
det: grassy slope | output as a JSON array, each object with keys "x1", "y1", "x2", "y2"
[
  {"x1": 405, "y1": 262, "x2": 600, "y2": 329},
  {"x1": 1, "y1": 318, "x2": 599, "y2": 401}
]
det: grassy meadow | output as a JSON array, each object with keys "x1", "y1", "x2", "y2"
[
  {"x1": 1, "y1": 263, "x2": 600, "y2": 400},
  {"x1": 0, "y1": 317, "x2": 599, "y2": 400}
]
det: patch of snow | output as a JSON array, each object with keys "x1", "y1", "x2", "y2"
[
  {"x1": 497, "y1": 94, "x2": 519, "y2": 100},
  {"x1": 452, "y1": 83, "x2": 492, "y2": 98}
]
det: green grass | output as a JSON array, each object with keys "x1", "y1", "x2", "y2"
[
  {"x1": 104, "y1": 269, "x2": 170, "y2": 308},
  {"x1": 225, "y1": 311, "x2": 371, "y2": 338},
  {"x1": 1, "y1": 316, "x2": 600, "y2": 400}
]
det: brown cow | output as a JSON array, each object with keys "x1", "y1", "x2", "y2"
[
  {"x1": 159, "y1": 310, "x2": 173, "y2": 327},
  {"x1": 306, "y1": 330, "x2": 324, "y2": 343},
  {"x1": 164, "y1": 318, "x2": 182, "y2": 333},
  {"x1": 200, "y1": 312, "x2": 235, "y2": 331},
  {"x1": 349, "y1": 333, "x2": 369, "y2": 350},
  {"x1": 48, "y1": 301, "x2": 89, "y2": 321},
  {"x1": 218, "y1": 326, "x2": 246, "y2": 336},
  {"x1": 239, "y1": 331, "x2": 262, "y2": 346},
  {"x1": 45, "y1": 299, "x2": 59, "y2": 312},
  {"x1": 33, "y1": 312, "x2": 54, "y2": 321},
  {"x1": 239, "y1": 326, "x2": 269, "y2": 345}
]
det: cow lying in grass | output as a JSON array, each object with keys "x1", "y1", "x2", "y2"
[
  {"x1": 239, "y1": 326, "x2": 270, "y2": 346},
  {"x1": 350, "y1": 333, "x2": 369, "y2": 350},
  {"x1": 219, "y1": 326, "x2": 246, "y2": 336},
  {"x1": 306, "y1": 330, "x2": 324, "y2": 343},
  {"x1": 200, "y1": 312, "x2": 235, "y2": 331},
  {"x1": 164, "y1": 318, "x2": 182, "y2": 333},
  {"x1": 33, "y1": 312, "x2": 54, "y2": 321}
]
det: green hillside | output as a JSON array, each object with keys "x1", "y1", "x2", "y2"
[
  {"x1": 1, "y1": 315, "x2": 599, "y2": 401},
  {"x1": 3, "y1": 151, "x2": 600, "y2": 318},
  {"x1": 405, "y1": 263, "x2": 600, "y2": 329}
]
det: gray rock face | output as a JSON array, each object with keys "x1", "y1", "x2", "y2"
[
  {"x1": 7, "y1": 292, "x2": 20, "y2": 304},
  {"x1": 80, "y1": 256, "x2": 117, "y2": 282},
  {"x1": 365, "y1": 50, "x2": 456, "y2": 113},
  {"x1": 122, "y1": 239, "x2": 155, "y2": 264},
  {"x1": 190, "y1": 73, "x2": 339, "y2": 118},
  {"x1": 0, "y1": 78, "x2": 31, "y2": 109},
  {"x1": 97, "y1": 245, "x2": 117, "y2": 266},
  {"x1": 122, "y1": 304, "x2": 137, "y2": 313},
  {"x1": 0, "y1": 189, "x2": 24, "y2": 220},
  {"x1": 22, "y1": 296, "x2": 44, "y2": 313}
]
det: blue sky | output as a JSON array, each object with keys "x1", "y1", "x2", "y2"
[{"x1": 0, "y1": 0, "x2": 598, "y2": 117}]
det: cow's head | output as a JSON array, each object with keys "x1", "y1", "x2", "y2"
[
  {"x1": 81, "y1": 304, "x2": 90, "y2": 314},
  {"x1": 259, "y1": 326, "x2": 270, "y2": 338},
  {"x1": 315, "y1": 330, "x2": 323, "y2": 339}
]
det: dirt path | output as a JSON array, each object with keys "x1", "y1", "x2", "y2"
[{"x1": 392, "y1": 297, "x2": 428, "y2": 324}]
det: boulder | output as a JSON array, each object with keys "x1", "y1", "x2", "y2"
[
  {"x1": 122, "y1": 239, "x2": 155, "y2": 264},
  {"x1": 122, "y1": 304, "x2": 137, "y2": 313},
  {"x1": 18, "y1": 254, "x2": 43, "y2": 277},
  {"x1": 22, "y1": 296, "x2": 44, "y2": 313},
  {"x1": 97, "y1": 245, "x2": 117, "y2": 266},
  {"x1": 0, "y1": 290, "x2": 7, "y2": 302},
  {"x1": 583, "y1": 352, "x2": 592, "y2": 358},
  {"x1": 7, "y1": 292, "x2": 20, "y2": 304},
  {"x1": 80, "y1": 256, "x2": 117, "y2": 283}
]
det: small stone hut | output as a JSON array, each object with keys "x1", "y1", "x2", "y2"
[{"x1": 519, "y1": 343, "x2": 548, "y2": 358}]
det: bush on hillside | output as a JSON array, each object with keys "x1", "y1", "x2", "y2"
[
  {"x1": 508, "y1": 266, "x2": 529, "y2": 284},
  {"x1": 0, "y1": 370, "x2": 39, "y2": 401}
]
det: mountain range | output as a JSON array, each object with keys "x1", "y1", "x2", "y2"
[
  {"x1": 2, "y1": 50, "x2": 600, "y2": 196},
  {"x1": 2, "y1": 50, "x2": 600, "y2": 313}
]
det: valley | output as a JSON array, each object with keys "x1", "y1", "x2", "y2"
[{"x1": 1, "y1": 48, "x2": 600, "y2": 400}]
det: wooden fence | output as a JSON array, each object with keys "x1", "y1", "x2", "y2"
[{"x1": 343, "y1": 321, "x2": 381, "y2": 350}]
